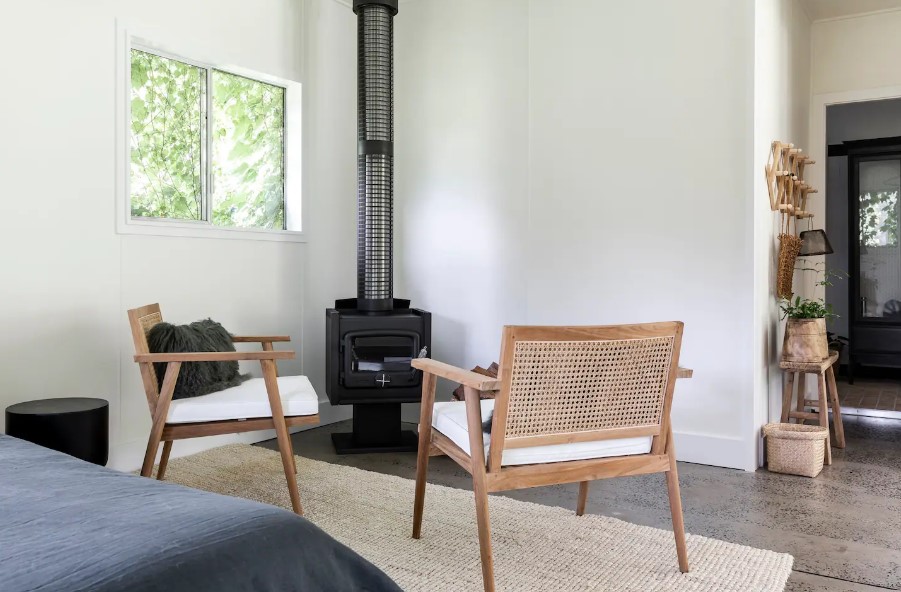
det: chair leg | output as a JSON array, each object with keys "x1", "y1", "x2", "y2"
[
  {"x1": 140, "y1": 431, "x2": 162, "y2": 478},
  {"x1": 577, "y1": 481, "x2": 589, "y2": 516},
  {"x1": 664, "y1": 427, "x2": 689, "y2": 573},
  {"x1": 472, "y1": 470, "x2": 496, "y2": 592},
  {"x1": 156, "y1": 440, "x2": 173, "y2": 480},
  {"x1": 261, "y1": 359, "x2": 303, "y2": 515},
  {"x1": 413, "y1": 372, "x2": 437, "y2": 540},
  {"x1": 412, "y1": 430, "x2": 432, "y2": 539},
  {"x1": 274, "y1": 430, "x2": 302, "y2": 514},
  {"x1": 142, "y1": 362, "x2": 180, "y2": 478}
]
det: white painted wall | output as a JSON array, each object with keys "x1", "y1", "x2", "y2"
[
  {"x1": 812, "y1": 9, "x2": 901, "y2": 95},
  {"x1": 394, "y1": 0, "x2": 530, "y2": 402},
  {"x1": 527, "y1": 0, "x2": 756, "y2": 470},
  {"x1": 301, "y1": 0, "x2": 357, "y2": 425},
  {"x1": 391, "y1": 0, "x2": 808, "y2": 471},
  {"x1": 753, "y1": 0, "x2": 811, "y2": 457},
  {"x1": 0, "y1": 0, "x2": 352, "y2": 470}
]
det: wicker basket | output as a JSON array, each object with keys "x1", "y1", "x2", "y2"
[
  {"x1": 763, "y1": 422, "x2": 827, "y2": 478},
  {"x1": 776, "y1": 233, "x2": 802, "y2": 299}
]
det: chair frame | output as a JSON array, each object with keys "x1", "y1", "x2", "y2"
[
  {"x1": 127, "y1": 303, "x2": 319, "y2": 515},
  {"x1": 411, "y1": 322, "x2": 691, "y2": 592}
]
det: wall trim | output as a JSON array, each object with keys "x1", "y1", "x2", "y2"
[{"x1": 809, "y1": 6, "x2": 901, "y2": 25}]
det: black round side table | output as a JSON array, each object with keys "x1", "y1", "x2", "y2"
[{"x1": 5, "y1": 398, "x2": 109, "y2": 465}]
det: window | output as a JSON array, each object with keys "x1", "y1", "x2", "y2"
[{"x1": 123, "y1": 42, "x2": 300, "y2": 238}]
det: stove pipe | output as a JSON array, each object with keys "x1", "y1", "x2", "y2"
[{"x1": 354, "y1": 0, "x2": 397, "y2": 312}]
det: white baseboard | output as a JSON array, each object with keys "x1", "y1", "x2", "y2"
[
  {"x1": 673, "y1": 430, "x2": 755, "y2": 472},
  {"x1": 107, "y1": 400, "x2": 352, "y2": 472}
]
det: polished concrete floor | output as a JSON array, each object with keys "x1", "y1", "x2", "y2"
[{"x1": 259, "y1": 415, "x2": 900, "y2": 591}]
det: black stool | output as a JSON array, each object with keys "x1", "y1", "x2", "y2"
[{"x1": 5, "y1": 398, "x2": 109, "y2": 465}]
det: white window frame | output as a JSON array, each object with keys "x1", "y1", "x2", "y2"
[{"x1": 115, "y1": 24, "x2": 304, "y2": 242}]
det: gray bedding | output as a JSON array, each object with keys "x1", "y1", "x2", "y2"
[{"x1": 0, "y1": 435, "x2": 402, "y2": 592}]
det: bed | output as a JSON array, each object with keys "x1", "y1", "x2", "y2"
[{"x1": 0, "y1": 435, "x2": 401, "y2": 592}]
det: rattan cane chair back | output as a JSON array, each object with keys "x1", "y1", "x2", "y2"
[
  {"x1": 127, "y1": 303, "x2": 164, "y2": 404},
  {"x1": 489, "y1": 323, "x2": 683, "y2": 459}
]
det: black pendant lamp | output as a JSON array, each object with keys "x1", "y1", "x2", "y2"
[{"x1": 798, "y1": 228, "x2": 834, "y2": 256}]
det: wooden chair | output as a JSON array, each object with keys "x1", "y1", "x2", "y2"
[
  {"x1": 127, "y1": 303, "x2": 319, "y2": 515},
  {"x1": 411, "y1": 322, "x2": 690, "y2": 592}
]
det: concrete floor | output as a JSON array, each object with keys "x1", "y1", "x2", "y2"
[{"x1": 259, "y1": 414, "x2": 900, "y2": 591}]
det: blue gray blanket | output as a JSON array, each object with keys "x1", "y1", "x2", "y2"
[{"x1": 0, "y1": 435, "x2": 401, "y2": 592}]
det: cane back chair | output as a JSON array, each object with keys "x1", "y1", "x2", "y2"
[{"x1": 411, "y1": 322, "x2": 691, "y2": 592}]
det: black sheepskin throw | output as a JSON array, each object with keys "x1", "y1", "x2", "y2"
[
  {"x1": 482, "y1": 411, "x2": 493, "y2": 433},
  {"x1": 147, "y1": 319, "x2": 249, "y2": 400}
]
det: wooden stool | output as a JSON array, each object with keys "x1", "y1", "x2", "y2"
[{"x1": 779, "y1": 351, "x2": 845, "y2": 466}]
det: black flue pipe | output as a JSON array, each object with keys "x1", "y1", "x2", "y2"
[{"x1": 354, "y1": 0, "x2": 398, "y2": 311}]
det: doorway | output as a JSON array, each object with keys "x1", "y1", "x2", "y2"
[{"x1": 825, "y1": 99, "x2": 901, "y2": 420}]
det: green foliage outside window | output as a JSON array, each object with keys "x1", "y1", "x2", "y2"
[
  {"x1": 130, "y1": 49, "x2": 204, "y2": 220},
  {"x1": 129, "y1": 49, "x2": 286, "y2": 230},
  {"x1": 859, "y1": 191, "x2": 898, "y2": 248},
  {"x1": 211, "y1": 71, "x2": 285, "y2": 229}
]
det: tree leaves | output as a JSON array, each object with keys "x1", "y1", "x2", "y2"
[
  {"x1": 210, "y1": 69, "x2": 285, "y2": 229},
  {"x1": 128, "y1": 50, "x2": 285, "y2": 229},
  {"x1": 859, "y1": 190, "x2": 898, "y2": 248},
  {"x1": 129, "y1": 49, "x2": 203, "y2": 221}
]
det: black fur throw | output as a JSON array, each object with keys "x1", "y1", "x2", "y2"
[
  {"x1": 147, "y1": 319, "x2": 249, "y2": 400},
  {"x1": 482, "y1": 411, "x2": 493, "y2": 433}
]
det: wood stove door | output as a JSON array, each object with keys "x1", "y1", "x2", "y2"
[{"x1": 343, "y1": 330, "x2": 421, "y2": 389}]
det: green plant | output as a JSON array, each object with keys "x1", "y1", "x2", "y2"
[
  {"x1": 780, "y1": 260, "x2": 848, "y2": 320},
  {"x1": 780, "y1": 296, "x2": 834, "y2": 320}
]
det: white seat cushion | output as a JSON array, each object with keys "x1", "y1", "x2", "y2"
[
  {"x1": 167, "y1": 375, "x2": 318, "y2": 424},
  {"x1": 430, "y1": 399, "x2": 652, "y2": 466}
]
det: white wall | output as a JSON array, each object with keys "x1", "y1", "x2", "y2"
[
  {"x1": 528, "y1": 0, "x2": 756, "y2": 470},
  {"x1": 301, "y1": 0, "x2": 357, "y2": 423},
  {"x1": 0, "y1": 0, "x2": 351, "y2": 470},
  {"x1": 753, "y1": 0, "x2": 811, "y2": 457},
  {"x1": 391, "y1": 0, "x2": 782, "y2": 471},
  {"x1": 394, "y1": 0, "x2": 530, "y2": 398},
  {"x1": 812, "y1": 9, "x2": 901, "y2": 96}
]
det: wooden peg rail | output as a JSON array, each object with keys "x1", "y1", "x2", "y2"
[{"x1": 766, "y1": 140, "x2": 819, "y2": 223}]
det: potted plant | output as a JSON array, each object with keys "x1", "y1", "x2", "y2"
[
  {"x1": 780, "y1": 296, "x2": 834, "y2": 362},
  {"x1": 780, "y1": 263, "x2": 845, "y2": 363}
]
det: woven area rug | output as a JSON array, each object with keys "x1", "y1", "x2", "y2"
[{"x1": 161, "y1": 444, "x2": 793, "y2": 592}]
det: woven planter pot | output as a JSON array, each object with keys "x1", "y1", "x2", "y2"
[
  {"x1": 763, "y1": 423, "x2": 827, "y2": 478},
  {"x1": 782, "y1": 318, "x2": 829, "y2": 362}
]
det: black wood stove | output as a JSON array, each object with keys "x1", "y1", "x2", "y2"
[{"x1": 326, "y1": 0, "x2": 431, "y2": 454}]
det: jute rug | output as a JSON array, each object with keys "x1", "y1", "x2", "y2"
[{"x1": 161, "y1": 444, "x2": 793, "y2": 592}]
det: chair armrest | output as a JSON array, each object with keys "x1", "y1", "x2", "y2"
[
  {"x1": 677, "y1": 367, "x2": 693, "y2": 379},
  {"x1": 134, "y1": 351, "x2": 295, "y2": 363},
  {"x1": 231, "y1": 335, "x2": 291, "y2": 343},
  {"x1": 411, "y1": 359, "x2": 501, "y2": 391}
]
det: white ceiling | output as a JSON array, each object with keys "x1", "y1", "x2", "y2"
[{"x1": 800, "y1": 0, "x2": 901, "y2": 21}]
